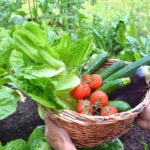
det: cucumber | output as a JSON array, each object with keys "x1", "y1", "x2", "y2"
[
  {"x1": 82, "y1": 52, "x2": 108, "y2": 74},
  {"x1": 109, "y1": 100, "x2": 131, "y2": 112},
  {"x1": 99, "y1": 78, "x2": 131, "y2": 95},
  {"x1": 98, "y1": 61, "x2": 126, "y2": 79},
  {"x1": 104, "y1": 55, "x2": 150, "y2": 82}
]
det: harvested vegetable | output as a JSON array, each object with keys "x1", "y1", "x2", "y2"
[
  {"x1": 89, "y1": 74, "x2": 103, "y2": 90},
  {"x1": 99, "y1": 78, "x2": 131, "y2": 95},
  {"x1": 98, "y1": 61, "x2": 126, "y2": 79},
  {"x1": 83, "y1": 74, "x2": 103, "y2": 90},
  {"x1": 110, "y1": 66, "x2": 150, "y2": 107},
  {"x1": 82, "y1": 51, "x2": 108, "y2": 74},
  {"x1": 100, "y1": 105, "x2": 118, "y2": 116},
  {"x1": 109, "y1": 101, "x2": 131, "y2": 112},
  {"x1": 90, "y1": 91, "x2": 108, "y2": 108},
  {"x1": 104, "y1": 55, "x2": 150, "y2": 82},
  {"x1": 76, "y1": 100, "x2": 92, "y2": 113},
  {"x1": 10, "y1": 22, "x2": 92, "y2": 111},
  {"x1": 71, "y1": 83, "x2": 91, "y2": 99}
]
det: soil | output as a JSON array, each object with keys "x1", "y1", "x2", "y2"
[
  {"x1": 0, "y1": 98, "x2": 44, "y2": 144},
  {"x1": 0, "y1": 98, "x2": 150, "y2": 150}
]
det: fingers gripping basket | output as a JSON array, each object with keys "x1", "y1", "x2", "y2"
[{"x1": 45, "y1": 59, "x2": 150, "y2": 148}]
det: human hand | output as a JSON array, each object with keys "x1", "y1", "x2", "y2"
[
  {"x1": 136, "y1": 103, "x2": 150, "y2": 130},
  {"x1": 44, "y1": 113, "x2": 77, "y2": 150}
]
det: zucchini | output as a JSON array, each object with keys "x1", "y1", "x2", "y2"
[
  {"x1": 98, "y1": 61, "x2": 126, "y2": 79},
  {"x1": 104, "y1": 55, "x2": 150, "y2": 82},
  {"x1": 82, "y1": 52, "x2": 108, "y2": 74},
  {"x1": 109, "y1": 100, "x2": 131, "y2": 112},
  {"x1": 99, "y1": 78, "x2": 131, "y2": 95}
]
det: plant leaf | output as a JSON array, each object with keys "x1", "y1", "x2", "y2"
[{"x1": 0, "y1": 86, "x2": 18, "y2": 120}]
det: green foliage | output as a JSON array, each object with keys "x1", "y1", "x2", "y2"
[
  {"x1": 79, "y1": 138, "x2": 124, "y2": 150},
  {"x1": 92, "y1": 15, "x2": 126, "y2": 56},
  {"x1": 92, "y1": 15, "x2": 150, "y2": 61},
  {"x1": 28, "y1": 126, "x2": 52, "y2": 150},
  {"x1": 0, "y1": 86, "x2": 19, "y2": 120},
  {"x1": 141, "y1": 141, "x2": 149, "y2": 150},
  {"x1": 1, "y1": 125, "x2": 124, "y2": 150},
  {"x1": 0, "y1": 0, "x2": 25, "y2": 28},
  {"x1": 1, "y1": 126, "x2": 52, "y2": 150},
  {"x1": 2, "y1": 139, "x2": 27, "y2": 150},
  {"x1": 0, "y1": 28, "x2": 13, "y2": 69},
  {"x1": 7, "y1": 22, "x2": 92, "y2": 111}
]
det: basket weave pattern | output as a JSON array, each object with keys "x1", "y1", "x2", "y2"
[{"x1": 46, "y1": 59, "x2": 150, "y2": 148}]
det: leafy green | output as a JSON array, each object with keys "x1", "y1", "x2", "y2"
[
  {"x1": 9, "y1": 49, "x2": 25, "y2": 76},
  {"x1": 25, "y1": 65, "x2": 65, "y2": 78},
  {"x1": 55, "y1": 33, "x2": 92, "y2": 74},
  {"x1": 79, "y1": 138, "x2": 124, "y2": 150},
  {"x1": 3, "y1": 139, "x2": 27, "y2": 150},
  {"x1": 13, "y1": 23, "x2": 61, "y2": 64},
  {"x1": 0, "y1": 28, "x2": 13, "y2": 69},
  {"x1": 92, "y1": 15, "x2": 126, "y2": 56},
  {"x1": 10, "y1": 22, "x2": 91, "y2": 111},
  {"x1": 28, "y1": 126, "x2": 52, "y2": 150},
  {"x1": 1, "y1": 126, "x2": 52, "y2": 150},
  {"x1": 92, "y1": 15, "x2": 150, "y2": 61},
  {"x1": 0, "y1": 0, "x2": 24, "y2": 28},
  {"x1": 141, "y1": 141, "x2": 148, "y2": 150},
  {"x1": 0, "y1": 86, "x2": 19, "y2": 120}
]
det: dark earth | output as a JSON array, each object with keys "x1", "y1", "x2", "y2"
[{"x1": 0, "y1": 98, "x2": 150, "y2": 150}]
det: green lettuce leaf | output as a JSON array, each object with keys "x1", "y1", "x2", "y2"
[
  {"x1": 0, "y1": 28, "x2": 13, "y2": 69},
  {"x1": 0, "y1": 86, "x2": 18, "y2": 120},
  {"x1": 13, "y1": 23, "x2": 61, "y2": 66},
  {"x1": 10, "y1": 22, "x2": 88, "y2": 111},
  {"x1": 9, "y1": 49, "x2": 25, "y2": 75},
  {"x1": 55, "y1": 33, "x2": 92, "y2": 74},
  {"x1": 25, "y1": 65, "x2": 65, "y2": 78}
]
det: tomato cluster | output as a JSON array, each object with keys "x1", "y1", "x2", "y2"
[{"x1": 71, "y1": 74, "x2": 118, "y2": 116}]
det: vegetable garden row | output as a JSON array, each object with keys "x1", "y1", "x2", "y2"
[{"x1": 0, "y1": 0, "x2": 150, "y2": 150}]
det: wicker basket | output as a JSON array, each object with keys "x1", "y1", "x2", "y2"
[{"x1": 45, "y1": 59, "x2": 150, "y2": 148}]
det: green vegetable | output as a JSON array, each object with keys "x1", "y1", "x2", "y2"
[
  {"x1": 105, "y1": 55, "x2": 150, "y2": 82},
  {"x1": 10, "y1": 22, "x2": 91, "y2": 111},
  {"x1": 55, "y1": 33, "x2": 92, "y2": 74},
  {"x1": 0, "y1": 86, "x2": 19, "y2": 120},
  {"x1": 3, "y1": 139, "x2": 27, "y2": 150},
  {"x1": 109, "y1": 101, "x2": 131, "y2": 112},
  {"x1": 2, "y1": 126, "x2": 52, "y2": 150},
  {"x1": 28, "y1": 126, "x2": 52, "y2": 150},
  {"x1": 79, "y1": 138, "x2": 124, "y2": 150},
  {"x1": 0, "y1": 28, "x2": 13, "y2": 69},
  {"x1": 99, "y1": 78, "x2": 131, "y2": 95},
  {"x1": 82, "y1": 51, "x2": 108, "y2": 74},
  {"x1": 98, "y1": 61, "x2": 126, "y2": 79}
]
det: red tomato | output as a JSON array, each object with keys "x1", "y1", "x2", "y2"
[
  {"x1": 84, "y1": 83, "x2": 91, "y2": 97},
  {"x1": 82, "y1": 74, "x2": 91, "y2": 83},
  {"x1": 79, "y1": 110, "x2": 93, "y2": 116},
  {"x1": 100, "y1": 105, "x2": 118, "y2": 116},
  {"x1": 90, "y1": 74, "x2": 103, "y2": 90},
  {"x1": 76, "y1": 100, "x2": 92, "y2": 113},
  {"x1": 90, "y1": 91, "x2": 108, "y2": 108},
  {"x1": 82, "y1": 74, "x2": 103, "y2": 90},
  {"x1": 71, "y1": 83, "x2": 91, "y2": 99}
]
